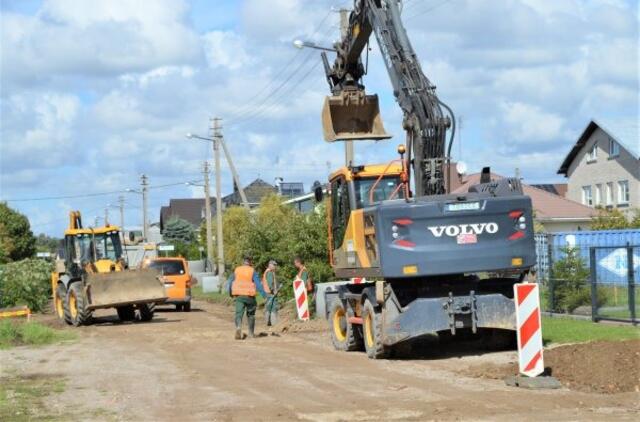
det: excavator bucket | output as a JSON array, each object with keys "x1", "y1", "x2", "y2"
[
  {"x1": 321, "y1": 93, "x2": 392, "y2": 142},
  {"x1": 85, "y1": 268, "x2": 166, "y2": 310}
]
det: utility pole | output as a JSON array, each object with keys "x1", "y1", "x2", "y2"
[
  {"x1": 202, "y1": 161, "x2": 214, "y2": 273},
  {"x1": 218, "y1": 135, "x2": 249, "y2": 208},
  {"x1": 212, "y1": 118, "x2": 225, "y2": 276},
  {"x1": 118, "y1": 195, "x2": 125, "y2": 240},
  {"x1": 104, "y1": 208, "x2": 109, "y2": 226},
  {"x1": 141, "y1": 174, "x2": 149, "y2": 242},
  {"x1": 339, "y1": 7, "x2": 354, "y2": 166}
]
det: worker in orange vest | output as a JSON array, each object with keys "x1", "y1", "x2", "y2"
[
  {"x1": 262, "y1": 260, "x2": 279, "y2": 327},
  {"x1": 227, "y1": 256, "x2": 268, "y2": 340},
  {"x1": 294, "y1": 256, "x2": 314, "y2": 315}
]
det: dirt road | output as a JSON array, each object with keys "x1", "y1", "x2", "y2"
[{"x1": 2, "y1": 299, "x2": 638, "y2": 421}]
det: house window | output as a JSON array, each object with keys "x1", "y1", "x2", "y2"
[
  {"x1": 587, "y1": 141, "x2": 597, "y2": 162},
  {"x1": 609, "y1": 138, "x2": 620, "y2": 157},
  {"x1": 618, "y1": 180, "x2": 629, "y2": 204},
  {"x1": 606, "y1": 182, "x2": 614, "y2": 206},
  {"x1": 582, "y1": 186, "x2": 593, "y2": 206},
  {"x1": 595, "y1": 184, "x2": 602, "y2": 206}
]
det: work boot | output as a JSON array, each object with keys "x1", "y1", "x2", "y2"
[
  {"x1": 234, "y1": 328, "x2": 242, "y2": 340},
  {"x1": 248, "y1": 319, "x2": 256, "y2": 338}
]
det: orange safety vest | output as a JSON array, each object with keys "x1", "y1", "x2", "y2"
[
  {"x1": 262, "y1": 269, "x2": 276, "y2": 294},
  {"x1": 297, "y1": 266, "x2": 313, "y2": 292},
  {"x1": 232, "y1": 265, "x2": 256, "y2": 297}
]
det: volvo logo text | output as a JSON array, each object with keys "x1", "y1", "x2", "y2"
[{"x1": 427, "y1": 223, "x2": 499, "y2": 237}]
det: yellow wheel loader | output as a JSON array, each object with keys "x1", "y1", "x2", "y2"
[{"x1": 51, "y1": 211, "x2": 166, "y2": 326}]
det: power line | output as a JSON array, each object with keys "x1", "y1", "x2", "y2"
[
  {"x1": 225, "y1": 10, "x2": 335, "y2": 126},
  {"x1": 405, "y1": 0, "x2": 454, "y2": 21},
  {"x1": 2, "y1": 178, "x2": 202, "y2": 202}
]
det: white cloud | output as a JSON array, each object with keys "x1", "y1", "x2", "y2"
[
  {"x1": 202, "y1": 31, "x2": 251, "y2": 70},
  {"x1": 500, "y1": 101, "x2": 565, "y2": 143}
]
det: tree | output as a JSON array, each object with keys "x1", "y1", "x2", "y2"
[
  {"x1": 211, "y1": 194, "x2": 333, "y2": 301},
  {"x1": 0, "y1": 202, "x2": 36, "y2": 264},
  {"x1": 163, "y1": 217, "x2": 196, "y2": 244},
  {"x1": 35, "y1": 233, "x2": 61, "y2": 254},
  {"x1": 590, "y1": 207, "x2": 640, "y2": 230}
]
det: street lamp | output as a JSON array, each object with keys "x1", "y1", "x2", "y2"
[{"x1": 292, "y1": 39, "x2": 336, "y2": 52}]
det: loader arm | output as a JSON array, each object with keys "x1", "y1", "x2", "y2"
[{"x1": 323, "y1": 0, "x2": 452, "y2": 196}]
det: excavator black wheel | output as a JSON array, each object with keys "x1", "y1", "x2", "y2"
[
  {"x1": 362, "y1": 299, "x2": 388, "y2": 359},
  {"x1": 66, "y1": 282, "x2": 93, "y2": 326},
  {"x1": 329, "y1": 300, "x2": 362, "y2": 352}
]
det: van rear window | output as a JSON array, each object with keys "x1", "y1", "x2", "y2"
[{"x1": 149, "y1": 260, "x2": 185, "y2": 275}]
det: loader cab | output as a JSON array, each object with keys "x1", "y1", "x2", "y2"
[{"x1": 64, "y1": 226, "x2": 124, "y2": 274}]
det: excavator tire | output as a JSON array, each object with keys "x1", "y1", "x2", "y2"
[
  {"x1": 54, "y1": 283, "x2": 69, "y2": 324},
  {"x1": 66, "y1": 282, "x2": 92, "y2": 327},
  {"x1": 329, "y1": 300, "x2": 362, "y2": 352},
  {"x1": 362, "y1": 299, "x2": 388, "y2": 359},
  {"x1": 116, "y1": 306, "x2": 136, "y2": 322},
  {"x1": 137, "y1": 303, "x2": 155, "y2": 322}
]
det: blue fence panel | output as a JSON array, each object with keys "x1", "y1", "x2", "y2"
[{"x1": 549, "y1": 229, "x2": 640, "y2": 285}]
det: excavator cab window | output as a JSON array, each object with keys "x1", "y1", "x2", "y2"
[
  {"x1": 354, "y1": 176, "x2": 404, "y2": 208},
  {"x1": 330, "y1": 176, "x2": 350, "y2": 251}
]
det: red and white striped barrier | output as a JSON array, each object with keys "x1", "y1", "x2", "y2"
[
  {"x1": 293, "y1": 277, "x2": 309, "y2": 321},
  {"x1": 514, "y1": 283, "x2": 544, "y2": 377}
]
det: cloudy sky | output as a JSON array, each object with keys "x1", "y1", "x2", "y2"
[{"x1": 1, "y1": 0, "x2": 638, "y2": 236}]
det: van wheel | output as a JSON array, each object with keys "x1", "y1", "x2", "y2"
[
  {"x1": 362, "y1": 299, "x2": 388, "y2": 359},
  {"x1": 117, "y1": 306, "x2": 136, "y2": 321},
  {"x1": 183, "y1": 301, "x2": 191, "y2": 312},
  {"x1": 137, "y1": 304, "x2": 154, "y2": 321},
  {"x1": 66, "y1": 282, "x2": 92, "y2": 326},
  {"x1": 329, "y1": 300, "x2": 361, "y2": 352},
  {"x1": 175, "y1": 304, "x2": 183, "y2": 312},
  {"x1": 55, "y1": 284, "x2": 69, "y2": 324}
]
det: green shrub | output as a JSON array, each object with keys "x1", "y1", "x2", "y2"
[
  {"x1": 0, "y1": 258, "x2": 53, "y2": 312},
  {"x1": 550, "y1": 247, "x2": 590, "y2": 313}
]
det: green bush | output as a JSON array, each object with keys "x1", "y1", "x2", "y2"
[{"x1": 0, "y1": 259, "x2": 53, "y2": 312}]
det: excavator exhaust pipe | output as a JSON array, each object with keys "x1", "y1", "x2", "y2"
[{"x1": 321, "y1": 90, "x2": 392, "y2": 142}]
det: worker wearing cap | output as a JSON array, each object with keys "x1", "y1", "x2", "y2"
[
  {"x1": 294, "y1": 256, "x2": 314, "y2": 315},
  {"x1": 262, "y1": 260, "x2": 279, "y2": 327},
  {"x1": 227, "y1": 256, "x2": 268, "y2": 339}
]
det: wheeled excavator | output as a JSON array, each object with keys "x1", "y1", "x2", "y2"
[
  {"x1": 315, "y1": 0, "x2": 536, "y2": 358},
  {"x1": 51, "y1": 211, "x2": 166, "y2": 326}
]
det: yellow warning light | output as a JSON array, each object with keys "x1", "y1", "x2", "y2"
[
  {"x1": 402, "y1": 265, "x2": 418, "y2": 275},
  {"x1": 397, "y1": 144, "x2": 406, "y2": 155},
  {"x1": 512, "y1": 257, "x2": 523, "y2": 266}
]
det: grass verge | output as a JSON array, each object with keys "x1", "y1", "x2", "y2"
[
  {"x1": 0, "y1": 320, "x2": 75, "y2": 349},
  {"x1": 192, "y1": 285, "x2": 266, "y2": 306},
  {"x1": 542, "y1": 316, "x2": 640, "y2": 344},
  {"x1": 0, "y1": 374, "x2": 66, "y2": 421}
]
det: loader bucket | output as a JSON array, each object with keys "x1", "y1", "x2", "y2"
[
  {"x1": 85, "y1": 268, "x2": 166, "y2": 310},
  {"x1": 321, "y1": 94, "x2": 392, "y2": 142}
]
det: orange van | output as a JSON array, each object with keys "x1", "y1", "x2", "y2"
[{"x1": 145, "y1": 257, "x2": 194, "y2": 312}]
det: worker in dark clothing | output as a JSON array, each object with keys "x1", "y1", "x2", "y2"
[
  {"x1": 294, "y1": 256, "x2": 314, "y2": 315},
  {"x1": 262, "y1": 260, "x2": 279, "y2": 327},
  {"x1": 227, "y1": 256, "x2": 267, "y2": 339}
]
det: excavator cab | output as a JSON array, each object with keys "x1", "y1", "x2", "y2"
[{"x1": 321, "y1": 90, "x2": 392, "y2": 142}]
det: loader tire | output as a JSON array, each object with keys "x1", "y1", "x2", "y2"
[
  {"x1": 54, "y1": 283, "x2": 69, "y2": 324},
  {"x1": 116, "y1": 306, "x2": 136, "y2": 322},
  {"x1": 329, "y1": 300, "x2": 361, "y2": 352},
  {"x1": 362, "y1": 298, "x2": 388, "y2": 359},
  {"x1": 137, "y1": 303, "x2": 155, "y2": 322},
  {"x1": 67, "y1": 282, "x2": 92, "y2": 326}
]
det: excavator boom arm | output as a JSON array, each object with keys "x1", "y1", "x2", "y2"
[{"x1": 324, "y1": 0, "x2": 452, "y2": 196}]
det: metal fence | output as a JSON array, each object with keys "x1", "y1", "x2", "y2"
[
  {"x1": 540, "y1": 243, "x2": 638, "y2": 325},
  {"x1": 589, "y1": 245, "x2": 638, "y2": 324}
]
